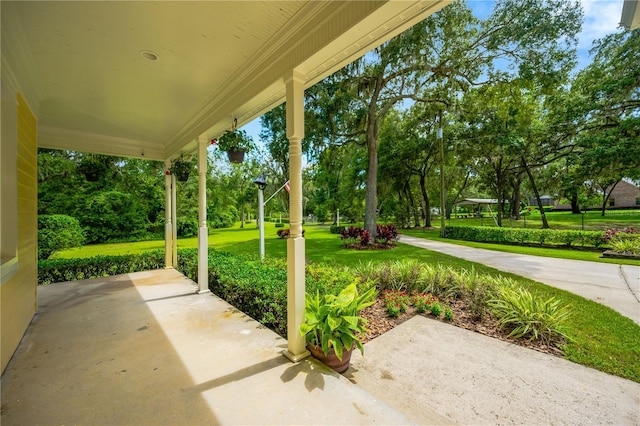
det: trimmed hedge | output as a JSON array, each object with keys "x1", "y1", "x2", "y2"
[
  {"x1": 38, "y1": 248, "x2": 356, "y2": 339},
  {"x1": 203, "y1": 254, "x2": 355, "y2": 337},
  {"x1": 444, "y1": 226, "x2": 606, "y2": 248},
  {"x1": 38, "y1": 249, "x2": 201, "y2": 285}
]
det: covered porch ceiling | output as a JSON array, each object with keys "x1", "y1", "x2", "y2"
[{"x1": 2, "y1": 1, "x2": 450, "y2": 161}]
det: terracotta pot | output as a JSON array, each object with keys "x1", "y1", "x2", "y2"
[
  {"x1": 307, "y1": 344, "x2": 353, "y2": 374},
  {"x1": 226, "y1": 149, "x2": 245, "y2": 164}
]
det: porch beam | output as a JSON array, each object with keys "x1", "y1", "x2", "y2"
[
  {"x1": 197, "y1": 137, "x2": 210, "y2": 294},
  {"x1": 164, "y1": 160, "x2": 173, "y2": 268},
  {"x1": 282, "y1": 70, "x2": 309, "y2": 363}
]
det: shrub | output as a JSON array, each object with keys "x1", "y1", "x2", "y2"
[
  {"x1": 340, "y1": 224, "x2": 397, "y2": 247},
  {"x1": 445, "y1": 225, "x2": 604, "y2": 249},
  {"x1": 412, "y1": 293, "x2": 435, "y2": 313},
  {"x1": 488, "y1": 286, "x2": 571, "y2": 345},
  {"x1": 444, "y1": 305, "x2": 454, "y2": 321},
  {"x1": 609, "y1": 237, "x2": 640, "y2": 255},
  {"x1": 277, "y1": 229, "x2": 304, "y2": 238},
  {"x1": 329, "y1": 225, "x2": 345, "y2": 234},
  {"x1": 360, "y1": 229, "x2": 371, "y2": 246},
  {"x1": 430, "y1": 301, "x2": 443, "y2": 317},
  {"x1": 205, "y1": 252, "x2": 355, "y2": 338},
  {"x1": 375, "y1": 224, "x2": 399, "y2": 244},
  {"x1": 38, "y1": 215, "x2": 85, "y2": 260},
  {"x1": 383, "y1": 290, "x2": 410, "y2": 317},
  {"x1": 277, "y1": 229, "x2": 289, "y2": 238},
  {"x1": 177, "y1": 217, "x2": 198, "y2": 238},
  {"x1": 38, "y1": 250, "x2": 168, "y2": 284},
  {"x1": 602, "y1": 227, "x2": 638, "y2": 243},
  {"x1": 340, "y1": 226, "x2": 362, "y2": 245}
]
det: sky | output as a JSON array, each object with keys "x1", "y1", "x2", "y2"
[{"x1": 241, "y1": 0, "x2": 625, "y2": 144}]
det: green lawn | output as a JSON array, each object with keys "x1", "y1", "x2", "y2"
[{"x1": 52, "y1": 222, "x2": 640, "y2": 382}]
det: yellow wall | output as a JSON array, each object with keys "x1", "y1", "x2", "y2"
[{"x1": 1, "y1": 93, "x2": 38, "y2": 373}]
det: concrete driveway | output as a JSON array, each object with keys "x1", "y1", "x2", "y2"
[{"x1": 399, "y1": 235, "x2": 640, "y2": 325}]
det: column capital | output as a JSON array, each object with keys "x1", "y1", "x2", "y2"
[
  {"x1": 284, "y1": 69, "x2": 306, "y2": 85},
  {"x1": 286, "y1": 71, "x2": 305, "y2": 140}
]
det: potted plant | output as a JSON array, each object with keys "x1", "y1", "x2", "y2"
[
  {"x1": 170, "y1": 154, "x2": 194, "y2": 182},
  {"x1": 216, "y1": 129, "x2": 255, "y2": 164},
  {"x1": 77, "y1": 155, "x2": 109, "y2": 182},
  {"x1": 300, "y1": 282, "x2": 376, "y2": 373}
]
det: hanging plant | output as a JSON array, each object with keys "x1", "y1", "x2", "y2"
[
  {"x1": 215, "y1": 129, "x2": 255, "y2": 164},
  {"x1": 170, "y1": 154, "x2": 195, "y2": 182},
  {"x1": 77, "y1": 154, "x2": 109, "y2": 182}
]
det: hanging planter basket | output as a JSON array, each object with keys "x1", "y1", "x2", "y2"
[
  {"x1": 78, "y1": 157, "x2": 106, "y2": 182},
  {"x1": 174, "y1": 170, "x2": 190, "y2": 182},
  {"x1": 226, "y1": 148, "x2": 246, "y2": 164},
  {"x1": 216, "y1": 127, "x2": 254, "y2": 164},
  {"x1": 171, "y1": 155, "x2": 194, "y2": 182}
]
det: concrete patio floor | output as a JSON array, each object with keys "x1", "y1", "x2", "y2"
[{"x1": 0, "y1": 269, "x2": 425, "y2": 425}]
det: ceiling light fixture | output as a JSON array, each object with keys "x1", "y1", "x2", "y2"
[{"x1": 140, "y1": 50, "x2": 159, "y2": 61}]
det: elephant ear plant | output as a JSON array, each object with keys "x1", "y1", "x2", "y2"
[{"x1": 300, "y1": 282, "x2": 377, "y2": 362}]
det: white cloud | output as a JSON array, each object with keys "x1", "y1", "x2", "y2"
[{"x1": 579, "y1": 0, "x2": 622, "y2": 50}]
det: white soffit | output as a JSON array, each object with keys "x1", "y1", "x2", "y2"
[
  {"x1": 1, "y1": 1, "x2": 451, "y2": 161},
  {"x1": 621, "y1": 0, "x2": 640, "y2": 29}
]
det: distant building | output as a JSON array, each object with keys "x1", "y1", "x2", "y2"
[
  {"x1": 605, "y1": 181, "x2": 640, "y2": 208},
  {"x1": 529, "y1": 195, "x2": 555, "y2": 207}
]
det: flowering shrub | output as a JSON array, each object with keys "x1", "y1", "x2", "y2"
[
  {"x1": 376, "y1": 224, "x2": 399, "y2": 245},
  {"x1": 384, "y1": 290, "x2": 449, "y2": 319},
  {"x1": 340, "y1": 224, "x2": 398, "y2": 247},
  {"x1": 277, "y1": 229, "x2": 305, "y2": 239},
  {"x1": 412, "y1": 292, "x2": 436, "y2": 313},
  {"x1": 360, "y1": 229, "x2": 371, "y2": 246},
  {"x1": 383, "y1": 290, "x2": 410, "y2": 317},
  {"x1": 602, "y1": 227, "x2": 638, "y2": 243}
]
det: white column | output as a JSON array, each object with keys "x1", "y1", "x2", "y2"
[
  {"x1": 283, "y1": 70, "x2": 309, "y2": 363},
  {"x1": 258, "y1": 188, "x2": 265, "y2": 260},
  {"x1": 164, "y1": 160, "x2": 173, "y2": 268},
  {"x1": 171, "y1": 173, "x2": 178, "y2": 267},
  {"x1": 197, "y1": 137, "x2": 210, "y2": 294}
]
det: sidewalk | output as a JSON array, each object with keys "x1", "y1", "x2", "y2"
[
  {"x1": 399, "y1": 234, "x2": 640, "y2": 325},
  {"x1": 349, "y1": 315, "x2": 640, "y2": 425}
]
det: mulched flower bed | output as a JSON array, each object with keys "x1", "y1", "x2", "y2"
[{"x1": 359, "y1": 296, "x2": 565, "y2": 358}]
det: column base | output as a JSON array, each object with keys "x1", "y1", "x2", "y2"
[
  {"x1": 197, "y1": 289, "x2": 211, "y2": 295},
  {"x1": 282, "y1": 348, "x2": 310, "y2": 363}
]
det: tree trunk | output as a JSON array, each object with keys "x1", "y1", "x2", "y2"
[
  {"x1": 521, "y1": 157, "x2": 549, "y2": 229},
  {"x1": 419, "y1": 171, "x2": 432, "y2": 228},
  {"x1": 494, "y1": 160, "x2": 504, "y2": 227},
  {"x1": 364, "y1": 114, "x2": 379, "y2": 240},
  {"x1": 406, "y1": 183, "x2": 420, "y2": 227},
  {"x1": 570, "y1": 193, "x2": 580, "y2": 214},
  {"x1": 600, "y1": 180, "x2": 619, "y2": 217},
  {"x1": 511, "y1": 173, "x2": 523, "y2": 220},
  {"x1": 240, "y1": 204, "x2": 245, "y2": 229}
]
